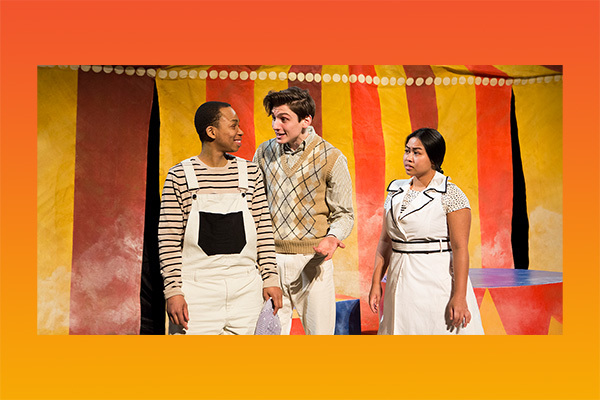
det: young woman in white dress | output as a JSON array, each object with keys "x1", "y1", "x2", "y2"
[{"x1": 368, "y1": 128, "x2": 484, "y2": 335}]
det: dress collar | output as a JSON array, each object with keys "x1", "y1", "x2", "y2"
[{"x1": 405, "y1": 171, "x2": 449, "y2": 194}]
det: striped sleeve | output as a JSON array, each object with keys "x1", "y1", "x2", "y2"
[
  {"x1": 248, "y1": 162, "x2": 280, "y2": 288},
  {"x1": 158, "y1": 164, "x2": 188, "y2": 300}
]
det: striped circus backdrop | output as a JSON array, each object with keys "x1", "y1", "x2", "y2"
[{"x1": 38, "y1": 65, "x2": 563, "y2": 334}]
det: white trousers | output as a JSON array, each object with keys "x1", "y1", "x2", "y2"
[
  {"x1": 169, "y1": 267, "x2": 263, "y2": 335},
  {"x1": 276, "y1": 253, "x2": 336, "y2": 335}
]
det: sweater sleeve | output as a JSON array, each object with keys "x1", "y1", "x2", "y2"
[
  {"x1": 325, "y1": 154, "x2": 355, "y2": 241},
  {"x1": 252, "y1": 141, "x2": 263, "y2": 163},
  {"x1": 249, "y1": 163, "x2": 280, "y2": 288},
  {"x1": 158, "y1": 166, "x2": 187, "y2": 300}
]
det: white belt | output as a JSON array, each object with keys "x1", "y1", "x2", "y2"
[{"x1": 391, "y1": 239, "x2": 451, "y2": 254}]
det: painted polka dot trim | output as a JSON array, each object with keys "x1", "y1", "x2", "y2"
[
  {"x1": 38, "y1": 66, "x2": 563, "y2": 86},
  {"x1": 40, "y1": 65, "x2": 158, "y2": 78}
]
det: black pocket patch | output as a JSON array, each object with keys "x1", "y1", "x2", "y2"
[{"x1": 198, "y1": 211, "x2": 246, "y2": 255}]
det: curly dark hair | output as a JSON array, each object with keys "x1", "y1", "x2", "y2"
[{"x1": 263, "y1": 86, "x2": 315, "y2": 121}]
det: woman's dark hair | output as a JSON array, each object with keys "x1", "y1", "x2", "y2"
[
  {"x1": 263, "y1": 86, "x2": 316, "y2": 121},
  {"x1": 194, "y1": 101, "x2": 231, "y2": 143},
  {"x1": 405, "y1": 128, "x2": 446, "y2": 174}
]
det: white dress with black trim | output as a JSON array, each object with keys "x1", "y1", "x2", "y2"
[{"x1": 379, "y1": 172, "x2": 484, "y2": 335}]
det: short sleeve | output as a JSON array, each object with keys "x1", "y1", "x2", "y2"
[
  {"x1": 384, "y1": 191, "x2": 394, "y2": 211},
  {"x1": 442, "y1": 183, "x2": 470, "y2": 213}
]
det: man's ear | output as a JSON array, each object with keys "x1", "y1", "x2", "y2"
[
  {"x1": 301, "y1": 115, "x2": 313, "y2": 128},
  {"x1": 206, "y1": 126, "x2": 216, "y2": 140}
]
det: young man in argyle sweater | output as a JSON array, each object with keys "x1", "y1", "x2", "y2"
[{"x1": 253, "y1": 87, "x2": 354, "y2": 335}]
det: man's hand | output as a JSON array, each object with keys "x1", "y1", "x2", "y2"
[
  {"x1": 263, "y1": 286, "x2": 283, "y2": 315},
  {"x1": 313, "y1": 235, "x2": 345, "y2": 261},
  {"x1": 166, "y1": 295, "x2": 189, "y2": 330}
]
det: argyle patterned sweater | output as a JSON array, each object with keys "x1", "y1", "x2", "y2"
[{"x1": 254, "y1": 135, "x2": 344, "y2": 254}]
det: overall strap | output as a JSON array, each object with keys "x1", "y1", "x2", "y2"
[
  {"x1": 236, "y1": 157, "x2": 248, "y2": 192},
  {"x1": 181, "y1": 157, "x2": 199, "y2": 190}
]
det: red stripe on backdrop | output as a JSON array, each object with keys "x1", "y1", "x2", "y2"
[
  {"x1": 466, "y1": 65, "x2": 513, "y2": 269},
  {"x1": 206, "y1": 66, "x2": 256, "y2": 160},
  {"x1": 289, "y1": 65, "x2": 322, "y2": 136},
  {"x1": 70, "y1": 71, "x2": 154, "y2": 334},
  {"x1": 349, "y1": 65, "x2": 386, "y2": 331},
  {"x1": 489, "y1": 283, "x2": 562, "y2": 334},
  {"x1": 466, "y1": 65, "x2": 510, "y2": 77},
  {"x1": 541, "y1": 65, "x2": 563, "y2": 73},
  {"x1": 403, "y1": 65, "x2": 438, "y2": 130}
]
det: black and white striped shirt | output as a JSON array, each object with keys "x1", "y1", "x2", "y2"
[{"x1": 158, "y1": 155, "x2": 279, "y2": 300}]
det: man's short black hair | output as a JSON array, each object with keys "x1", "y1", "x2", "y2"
[
  {"x1": 194, "y1": 101, "x2": 231, "y2": 142},
  {"x1": 263, "y1": 86, "x2": 315, "y2": 121}
]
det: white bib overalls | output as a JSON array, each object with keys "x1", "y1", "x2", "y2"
[{"x1": 169, "y1": 156, "x2": 263, "y2": 335}]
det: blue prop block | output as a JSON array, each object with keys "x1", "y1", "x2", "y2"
[
  {"x1": 468, "y1": 268, "x2": 563, "y2": 288},
  {"x1": 334, "y1": 299, "x2": 361, "y2": 335}
]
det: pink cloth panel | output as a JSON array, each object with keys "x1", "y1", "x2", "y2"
[{"x1": 69, "y1": 71, "x2": 154, "y2": 334}]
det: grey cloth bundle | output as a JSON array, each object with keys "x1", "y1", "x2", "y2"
[{"x1": 254, "y1": 299, "x2": 281, "y2": 335}]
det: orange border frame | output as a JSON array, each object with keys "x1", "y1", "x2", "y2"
[{"x1": 1, "y1": 1, "x2": 598, "y2": 399}]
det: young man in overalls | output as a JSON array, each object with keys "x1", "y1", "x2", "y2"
[
  {"x1": 253, "y1": 87, "x2": 355, "y2": 335},
  {"x1": 159, "y1": 101, "x2": 283, "y2": 335}
]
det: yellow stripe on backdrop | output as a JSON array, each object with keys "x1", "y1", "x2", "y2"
[
  {"x1": 436, "y1": 65, "x2": 473, "y2": 75},
  {"x1": 321, "y1": 65, "x2": 359, "y2": 298},
  {"x1": 37, "y1": 67, "x2": 78, "y2": 334},
  {"x1": 431, "y1": 65, "x2": 482, "y2": 269},
  {"x1": 156, "y1": 66, "x2": 209, "y2": 187},
  {"x1": 495, "y1": 65, "x2": 561, "y2": 79},
  {"x1": 512, "y1": 79, "x2": 563, "y2": 272},
  {"x1": 253, "y1": 65, "x2": 291, "y2": 150},
  {"x1": 375, "y1": 65, "x2": 411, "y2": 186}
]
